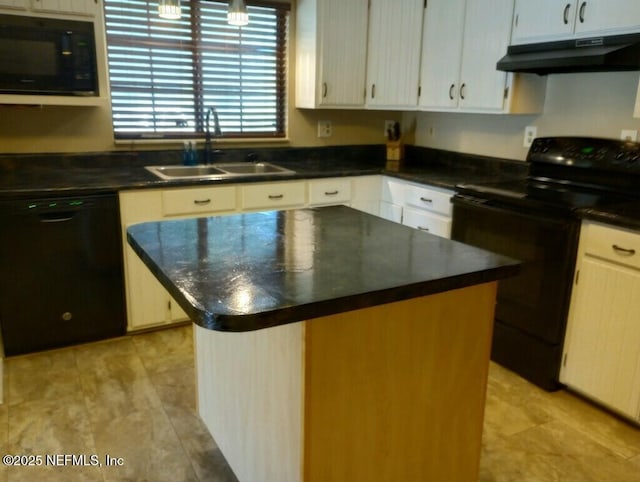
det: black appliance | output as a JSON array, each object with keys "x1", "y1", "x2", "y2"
[
  {"x1": 497, "y1": 33, "x2": 640, "y2": 75},
  {"x1": 451, "y1": 137, "x2": 640, "y2": 390},
  {"x1": 0, "y1": 193, "x2": 126, "y2": 355},
  {"x1": 0, "y1": 13, "x2": 98, "y2": 96}
]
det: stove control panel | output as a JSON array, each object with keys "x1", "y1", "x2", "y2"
[{"x1": 529, "y1": 137, "x2": 640, "y2": 171}]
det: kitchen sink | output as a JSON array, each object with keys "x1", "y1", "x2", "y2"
[{"x1": 146, "y1": 162, "x2": 295, "y2": 180}]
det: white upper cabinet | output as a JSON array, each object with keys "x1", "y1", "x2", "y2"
[
  {"x1": 0, "y1": 0, "x2": 28, "y2": 9},
  {"x1": 418, "y1": 0, "x2": 466, "y2": 110},
  {"x1": 0, "y1": 0, "x2": 97, "y2": 15},
  {"x1": 295, "y1": 0, "x2": 369, "y2": 108},
  {"x1": 365, "y1": 0, "x2": 424, "y2": 109},
  {"x1": 512, "y1": 0, "x2": 640, "y2": 45},
  {"x1": 574, "y1": 0, "x2": 640, "y2": 37},
  {"x1": 511, "y1": 0, "x2": 576, "y2": 44},
  {"x1": 31, "y1": 0, "x2": 98, "y2": 16},
  {"x1": 458, "y1": 0, "x2": 514, "y2": 111},
  {"x1": 420, "y1": 0, "x2": 543, "y2": 113}
]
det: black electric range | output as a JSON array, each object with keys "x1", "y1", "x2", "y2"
[{"x1": 451, "y1": 137, "x2": 640, "y2": 390}]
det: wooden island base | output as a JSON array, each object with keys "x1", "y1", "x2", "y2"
[{"x1": 194, "y1": 281, "x2": 498, "y2": 482}]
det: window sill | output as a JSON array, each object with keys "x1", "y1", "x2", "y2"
[{"x1": 114, "y1": 137, "x2": 291, "y2": 148}]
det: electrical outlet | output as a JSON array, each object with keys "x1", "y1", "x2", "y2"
[
  {"x1": 384, "y1": 120, "x2": 396, "y2": 137},
  {"x1": 523, "y1": 126, "x2": 537, "y2": 148},
  {"x1": 621, "y1": 129, "x2": 638, "y2": 142},
  {"x1": 317, "y1": 120, "x2": 332, "y2": 138}
]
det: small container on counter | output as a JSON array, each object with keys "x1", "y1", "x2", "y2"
[{"x1": 386, "y1": 121, "x2": 404, "y2": 171}]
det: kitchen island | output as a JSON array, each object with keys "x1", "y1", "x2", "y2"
[{"x1": 127, "y1": 206, "x2": 519, "y2": 482}]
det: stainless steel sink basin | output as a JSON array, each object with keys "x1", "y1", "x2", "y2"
[
  {"x1": 146, "y1": 162, "x2": 295, "y2": 180},
  {"x1": 216, "y1": 162, "x2": 294, "y2": 175}
]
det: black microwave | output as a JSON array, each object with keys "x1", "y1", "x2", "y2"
[{"x1": 0, "y1": 14, "x2": 98, "y2": 96}]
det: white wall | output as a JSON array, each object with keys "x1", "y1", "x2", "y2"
[{"x1": 407, "y1": 72, "x2": 640, "y2": 161}]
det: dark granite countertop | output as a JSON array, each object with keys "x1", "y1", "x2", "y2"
[
  {"x1": 0, "y1": 145, "x2": 527, "y2": 199},
  {"x1": 127, "y1": 205, "x2": 520, "y2": 332},
  {"x1": 579, "y1": 201, "x2": 640, "y2": 231}
]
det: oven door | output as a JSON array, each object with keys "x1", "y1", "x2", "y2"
[{"x1": 451, "y1": 194, "x2": 579, "y2": 390}]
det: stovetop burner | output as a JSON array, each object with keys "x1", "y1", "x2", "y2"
[{"x1": 456, "y1": 137, "x2": 640, "y2": 215}]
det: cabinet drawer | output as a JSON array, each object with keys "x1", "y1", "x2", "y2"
[
  {"x1": 308, "y1": 178, "x2": 351, "y2": 206},
  {"x1": 403, "y1": 184, "x2": 453, "y2": 216},
  {"x1": 582, "y1": 222, "x2": 640, "y2": 270},
  {"x1": 162, "y1": 186, "x2": 237, "y2": 216},
  {"x1": 402, "y1": 207, "x2": 452, "y2": 238},
  {"x1": 241, "y1": 181, "x2": 306, "y2": 210}
]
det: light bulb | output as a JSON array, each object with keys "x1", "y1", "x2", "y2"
[
  {"x1": 159, "y1": 0, "x2": 181, "y2": 20},
  {"x1": 228, "y1": 0, "x2": 249, "y2": 26}
]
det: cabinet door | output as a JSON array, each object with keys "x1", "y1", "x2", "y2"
[
  {"x1": 0, "y1": 0, "x2": 28, "y2": 9},
  {"x1": 318, "y1": 0, "x2": 368, "y2": 107},
  {"x1": 378, "y1": 201, "x2": 403, "y2": 224},
  {"x1": 366, "y1": 0, "x2": 424, "y2": 109},
  {"x1": 574, "y1": 0, "x2": 640, "y2": 37},
  {"x1": 458, "y1": 0, "x2": 513, "y2": 111},
  {"x1": 561, "y1": 256, "x2": 640, "y2": 420},
  {"x1": 419, "y1": 0, "x2": 466, "y2": 109},
  {"x1": 511, "y1": 0, "x2": 577, "y2": 44},
  {"x1": 350, "y1": 175, "x2": 381, "y2": 216}
]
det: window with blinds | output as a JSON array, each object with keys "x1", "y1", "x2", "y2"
[{"x1": 103, "y1": 0, "x2": 288, "y2": 140}]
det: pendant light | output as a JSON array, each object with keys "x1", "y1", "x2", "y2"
[
  {"x1": 228, "y1": 0, "x2": 249, "y2": 26},
  {"x1": 158, "y1": 0, "x2": 181, "y2": 19}
]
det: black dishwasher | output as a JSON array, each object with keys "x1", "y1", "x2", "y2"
[{"x1": 0, "y1": 193, "x2": 126, "y2": 355}]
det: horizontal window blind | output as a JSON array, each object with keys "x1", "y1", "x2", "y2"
[{"x1": 103, "y1": 0, "x2": 288, "y2": 139}]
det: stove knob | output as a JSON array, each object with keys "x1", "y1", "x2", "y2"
[{"x1": 614, "y1": 151, "x2": 626, "y2": 163}]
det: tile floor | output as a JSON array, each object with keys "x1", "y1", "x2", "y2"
[{"x1": 0, "y1": 324, "x2": 638, "y2": 482}]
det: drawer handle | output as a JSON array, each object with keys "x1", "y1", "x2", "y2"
[
  {"x1": 417, "y1": 226, "x2": 430, "y2": 232},
  {"x1": 324, "y1": 190, "x2": 339, "y2": 196},
  {"x1": 612, "y1": 244, "x2": 636, "y2": 256},
  {"x1": 420, "y1": 197, "x2": 433, "y2": 203},
  {"x1": 193, "y1": 199, "x2": 211, "y2": 205},
  {"x1": 268, "y1": 194, "x2": 284, "y2": 200}
]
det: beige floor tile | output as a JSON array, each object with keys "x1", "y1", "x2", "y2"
[
  {"x1": 81, "y1": 371, "x2": 164, "y2": 428},
  {"x1": 4, "y1": 393, "x2": 102, "y2": 482},
  {"x1": 93, "y1": 407, "x2": 198, "y2": 482},
  {"x1": 481, "y1": 420, "x2": 640, "y2": 482},
  {"x1": 6, "y1": 348, "x2": 81, "y2": 406},
  {"x1": 133, "y1": 324, "x2": 194, "y2": 375},
  {"x1": 149, "y1": 365, "x2": 196, "y2": 411},
  {"x1": 536, "y1": 389, "x2": 640, "y2": 459}
]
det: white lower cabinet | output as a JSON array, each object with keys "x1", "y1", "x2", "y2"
[
  {"x1": 379, "y1": 177, "x2": 453, "y2": 238},
  {"x1": 350, "y1": 175, "x2": 381, "y2": 216},
  {"x1": 120, "y1": 186, "x2": 238, "y2": 332},
  {"x1": 561, "y1": 221, "x2": 640, "y2": 422}
]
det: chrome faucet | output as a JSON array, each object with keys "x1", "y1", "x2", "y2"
[{"x1": 204, "y1": 107, "x2": 222, "y2": 165}]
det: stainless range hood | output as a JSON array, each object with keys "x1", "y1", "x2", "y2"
[{"x1": 497, "y1": 33, "x2": 640, "y2": 75}]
